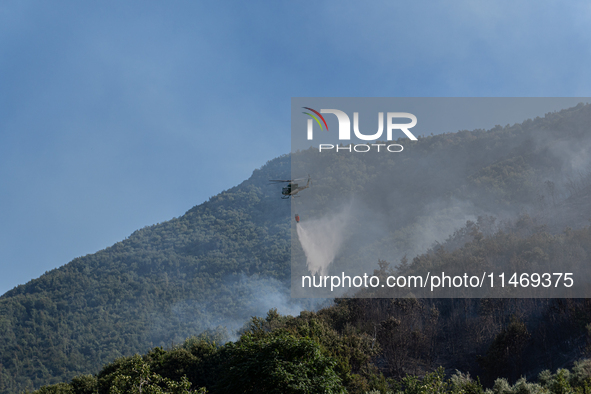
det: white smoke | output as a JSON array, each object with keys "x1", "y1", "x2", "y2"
[
  {"x1": 296, "y1": 206, "x2": 351, "y2": 276},
  {"x1": 150, "y1": 274, "x2": 329, "y2": 344}
]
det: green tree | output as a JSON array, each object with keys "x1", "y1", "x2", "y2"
[
  {"x1": 215, "y1": 333, "x2": 345, "y2": 394},
  {"x1": 98, "y1": 355, "x2": 195, "y2": 394}
]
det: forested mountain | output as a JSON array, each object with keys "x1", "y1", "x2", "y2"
[
  {"x1": 28, "y1": 297, "x2": 591, "y2": 394},
  {"x1": 2, "y1": 103, "x2": 591, "y2": 392},
  {"x1": 0, "y1": 155, "x2": 295, "y2": 392}
]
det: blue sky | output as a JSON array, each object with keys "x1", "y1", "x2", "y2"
[{"x1": 1, "y1": 1, "x2": 591, "y2": 295}]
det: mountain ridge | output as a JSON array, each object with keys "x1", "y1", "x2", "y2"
[{"x1": 2, "y1": 103, "x2": 591, "y2": 392}]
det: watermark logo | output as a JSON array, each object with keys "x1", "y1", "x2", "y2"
[
  {"x1": 302, "y1": 107, "x2": 329, "y2": 133},
  {"x1": 303, "y1": 108, "x2": 417, "y2": 152}
]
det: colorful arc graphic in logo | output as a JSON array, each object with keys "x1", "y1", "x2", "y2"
[{"x1": 302, "y1": 107, "x2": 329, "y2": 131}]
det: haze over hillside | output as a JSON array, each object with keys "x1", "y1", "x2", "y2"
[
  {"x1": 2, "y1": 103, "x2": 591, "y2": 392},
  {"x1": 290, "y1": 102, "x2": 591, "y2": 297}
]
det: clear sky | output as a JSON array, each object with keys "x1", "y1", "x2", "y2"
[{"x1": 1, "y1": 1, "x2": 591, "y2": 295}]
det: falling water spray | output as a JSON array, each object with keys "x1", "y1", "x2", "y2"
[{"x1": 296, "y1": 206, "x2": 351, "y2": 276}]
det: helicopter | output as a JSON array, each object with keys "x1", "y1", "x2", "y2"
[{"x1": 269, "y1": 175, "x2": 311, "y2": 199}]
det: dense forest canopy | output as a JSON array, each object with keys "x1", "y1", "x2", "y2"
[{"x1": 2, "y1": 103, "x2": 591, "y2": 392}]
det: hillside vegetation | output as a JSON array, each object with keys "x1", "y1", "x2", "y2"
[
  {"x1": 29, "y1": 294, "x2": 591, "y2": 393},
  {"x1": 2, "y1": 103, "x2": 591, "y2": 392}
]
